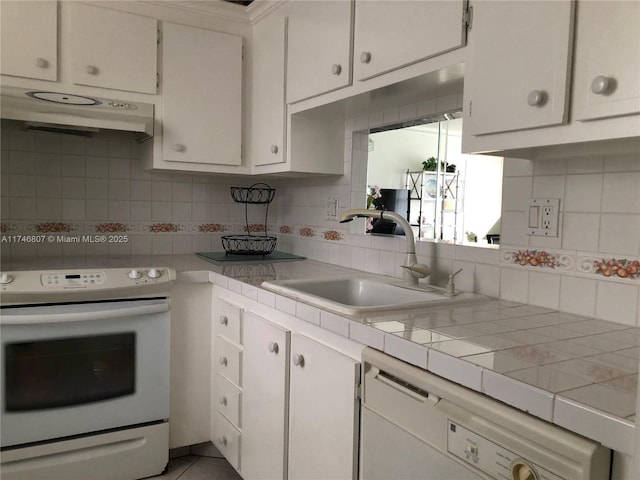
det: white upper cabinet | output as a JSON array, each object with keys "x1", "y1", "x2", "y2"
[
  {"x1": 1, "y1": 1, "x2": 57, "y2": 81},
  {"x1": 466, "y1": 0, "x2": 574, "y2": 135},
  {"x1": 251, "y1": 9, "x2": 287, "y2": 167},
  {"x1": 286, "y1": 0, "x2": 353, "y2": 104},
  {"x1": 572, "y1": 1, "x2": 640, "y2": 121},
  {"x1": 161, "y1": 22, "x2": 242, "y2": 166},
  {"x1": 69, "y1": 4, "x2": 157, "y2": 94},
  {"x1": 353, "y1": 0, "x2": 467, "y2": 81}
]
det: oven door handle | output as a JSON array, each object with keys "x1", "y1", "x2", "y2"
[{"x1": 0, "y1": 302, "x2": 169, "y2": 324}]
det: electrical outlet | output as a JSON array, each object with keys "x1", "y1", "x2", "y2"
[
  {"x1": 527, "y1": 198, "x2": 560, "y2": 237},
  {"x1": 326, "y1": 196, "x2": 338, "y2": 221}
]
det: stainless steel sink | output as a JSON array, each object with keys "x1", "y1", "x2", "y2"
[{"x1": 261, "y1": 277, "x2": 486, "y2": 316}]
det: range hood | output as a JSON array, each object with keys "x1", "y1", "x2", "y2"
[{"x1": 0, "y1": 86, "x2": 154, "y2": 138}]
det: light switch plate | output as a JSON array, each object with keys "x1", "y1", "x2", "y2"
[
  {"x1": 326, "y1": 196, "x2": 338, "y2": 221},
  {"x1": 527, "y1": 198, "x2": 560, "y2": 237}
]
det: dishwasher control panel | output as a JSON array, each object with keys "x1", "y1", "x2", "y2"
[{"x1": 447, "y1": 421, "x2": 564, "y2": 480}]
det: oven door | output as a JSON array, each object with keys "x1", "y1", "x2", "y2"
[{"x1": 0, "y1": 298, "x2": 170, "y2": 448}]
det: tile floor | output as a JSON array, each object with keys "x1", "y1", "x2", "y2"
[{"x1": 151, "y1": 455, "x2": 241, "y2": 480}]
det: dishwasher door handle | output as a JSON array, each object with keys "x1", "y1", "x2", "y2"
[{"x1": 375, "y1": 370, "x2": 440, "y2": 405}]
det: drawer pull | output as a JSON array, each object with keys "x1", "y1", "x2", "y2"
[
  {"x1": 219, "y1": 396, "x2": 228, "y2": 406},
  {"x1": 219, "y1": 315, "x2": 229, "y2": 326},
  {"x1": 218, "y1": 435, "x2": 227, "y2": 446},
  {"x1": 219, "y1": 356, "x2": 228, "y2": 367},
  {"x1": 268, "y1": 341, "x2": 279, "y2": 354}
]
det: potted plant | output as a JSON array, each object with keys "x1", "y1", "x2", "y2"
[{"x1": 422, "y1": 156, "x2": 456, "y2": 173}]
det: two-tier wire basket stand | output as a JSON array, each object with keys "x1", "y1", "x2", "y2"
[{"x1": 221, "y1": 182, "x2": 277, "y2": 256}]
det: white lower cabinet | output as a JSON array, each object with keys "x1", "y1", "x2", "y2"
[
  {"x1": 213, "y1": 291, "x2": 361, "y2": 480},
  {"x1": 169, "y1": 281, "x2": 212, "y2": 449},
  {"x1": 241, "y1": 312, "x2": 290, "y2": 480},
  {"x1": 212, "y1": 298, "x2": 244, "y2": 472},
  {"x1": 288, "y1": 333, "x2": 361, "y2": 480}
]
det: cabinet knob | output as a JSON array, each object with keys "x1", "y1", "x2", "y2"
[
  {"x1": 219, "y1": 356, "x2": 228, "y2": 367},
  {"x1": 360, "y1": 51, "x2": 372, "y2": 64},
  {"x1": 591, "y1": 75, "x2": 611, "y2": 95},
  {"x1": 270, "y1": 145, "x2": 279, "y2": 154},
  {"x1": 219, "y1": 396, "x2": 227, "y2": 406},
  {"x1": 85, "y1": 65, "x2": 99, "y2": 75},
  {"x1": 292, "y1": 353, "x2": 305, "y2": 367},
  {"x1": 268, "y1": 341, "x2": 279, "y2": 354},
  {"x1": 35, "y1": 57, "x2": 49, "y2": 69},
  {"x1": 527, "y1": 90, "x2": 546, "y2": 107},
  {"x1": 219, "y1": 315, "x2": 229, "y2": 326},
  {"x1": 331, "y1": 64, "x2": 342, "y2": 75},
  {"x1": 173, "y1": 144, "x2": 186, "y2": 152},
  {"x1": 218, "y1": 435, "x2": 227, "y2": 446}
]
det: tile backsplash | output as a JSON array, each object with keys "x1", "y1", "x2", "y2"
[
  {"x1": 0, "y1": 120, "x2": 255, "y2": 257},
  {"x1": 1, "y1": 115, "x2": 638, "y2": 326}
]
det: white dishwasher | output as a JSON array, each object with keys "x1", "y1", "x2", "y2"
[{"x1": 360, "y1": 347, "x2": 611, "y2": 480}]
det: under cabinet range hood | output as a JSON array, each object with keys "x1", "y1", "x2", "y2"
[{"x1": 0, "y1": 86, "x2": 154, "y2": 138}]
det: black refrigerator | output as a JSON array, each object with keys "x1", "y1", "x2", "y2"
[{"x1": 370, "y1": 189, "x2": 411, "y2": 236}]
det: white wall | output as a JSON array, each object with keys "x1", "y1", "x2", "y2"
[{"x1": 367, "y1": 128, "x2": 439, "y2": 190}]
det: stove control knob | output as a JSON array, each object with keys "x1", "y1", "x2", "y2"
[
  {"x1": 147, "y1": 268, "x2": 161, "y2": 279},
  {"x1": 0, "y1": 273, "x2": 13, "y2": 284},
  {"x1": 128, "y1": 269, "x2": 142, "y2": 279}
]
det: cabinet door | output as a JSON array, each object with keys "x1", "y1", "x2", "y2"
[
  {"x1": 251, "y1": 11, "x2": 287, "y2": 166},
  {"x1": 288, "y1": 334, "x2": 360, "y2": 480},
  {"x1": 69, "y1": 4, "x2": 157, "y2": 94},
  {"x1": 466, "y1": 1, "x2": 574, "y2": 135},
  {"x1": 286, "y1": 0, "x2": 353, "y2": 104},
  {"x1": 241, "y1": 313, "x2": 290, "y2": 480},
  {"x1": 1, "y1": 1, "x2": 57, "y2": 81},
  {"x1": 169, "y1": 282, "x2": 211, "y2": 449},
  {"x1": 353, "y1": 0, "x2": 466, "y2": 81},
  {"x1": 162, "y1": 22, "x2": 242, "y2": 166},
  {"x1": 573, "y1": 1, "x2": 640, "y2": 121}
]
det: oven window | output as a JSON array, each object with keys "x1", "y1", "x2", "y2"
[{"x1": 5, "y1": 333, "x2": 135, "y2": 411}]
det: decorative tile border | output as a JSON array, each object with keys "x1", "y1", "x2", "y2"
[
  {"x1": 197, "y1": 223, "x2": 228, "y2": 233},
  {"x1": 0, "y1": 221, "x2": 350, "y2": 243},
  {"x1": 34, "y1": 222, "x2": 78, "y2": 233},
  {"x1": 298, "y1": 227, "x2": 315, "y2": 237},
  {"x1": 323, "y1": 230, "x2": 344, "y2": 241},
  {"x1": 501, "y1": 249, "x2": 575, "y2": 272},
  {"x1": 578, "y1": 256, "x2": 640, "y2": 280},
  {"x1": 501, "y1": 246, "x2": 640, "y2": 283},
  {"x1": 92, "y1": 223, "x2": 132, "y2": 233}
]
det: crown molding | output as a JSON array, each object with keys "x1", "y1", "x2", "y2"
[{"x1": 247, "y1": 0, "x2": 287, "y2": 23}]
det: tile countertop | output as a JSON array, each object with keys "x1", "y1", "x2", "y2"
[{"x1": 2, "y1": 254, "x2": 637, "y2": 454}]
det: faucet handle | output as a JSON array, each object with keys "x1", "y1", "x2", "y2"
[
  {"x1": 446, "y1": 268, "x2": 464, "y2": 296},
  {"x1": 401, "y1": 263, "x2": 431, "y2": 279}
]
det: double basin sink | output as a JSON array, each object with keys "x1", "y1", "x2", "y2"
[{"x1": 261, "y1": 277, "x2": 485, "y2": 316}]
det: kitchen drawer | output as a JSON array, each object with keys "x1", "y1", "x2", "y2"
[
  {"x1": 215, "y1": 374, "x2": 242, "y2": 428},
  {"x1": 216, "y1": 336, "x2": 242, "y2": 387},
  {"x1": 217, "y1": 299, "x2": 243, "y2": 345},
  {"x1": 214, "y1": 412, "x2": 241, "y2": 471}
]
